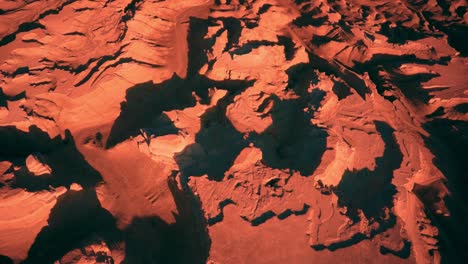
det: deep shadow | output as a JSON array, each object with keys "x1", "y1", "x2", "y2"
[
  {"x1": 0, "y1": 88, "x2": 6, "y2": 108},
  {"x1": 176, "y1": 82, "x2": 326, "y2": 181},
  {"x1": 454, "y1": 103, "x2": 468, "y2": 114},
  {"x1": 422, "y1": 118, "x2": 468, "y2": 263},
  {"x1": 220, "y1": 18, "x2": 242, "y2": 52},
  {"x1": 227, "y1": 35, "x2": 296, "y2": 61},
  {"x1": 285, "y1": 63, "x2": 319, "y2": 95},
  {"x1": 229, "y1": 40, "x2": 276, "y2": 56},
  {"x1": 258, "y1": 4, "x2": 273, "y2": 14},
  {"x1": 187, "y1": 17, "x2": 213, "y2": 77},
  {"x1": 278, "y1": 36, "x2": 297, "y2": 60},
  {"x1": 425, "y1": 106, "x2": 445, "y2": 118},
  {"x1": 107, "y1": 15, "x2": 257, "y2": 149},
  {"x1": 277, "y1": 204, "x2": 310, "y2": 220},
  {"x1": 123, "y1": 176, "x2": 210, "y2": 264},
  {"x1": 0, "y1": 127, "x2": 102, "y2": 191},
  {"x1": 0, "y1": 22, "x2": 45, "y2": 47},
  {"x1": 442, "y1": 24, "x2": 468, "y2": 56},
  {"x1": 332, "y1": 80, "x2": 353, "y2": 100},
  {"x1": 311, "y1": 214, "x2": 398, "y2": 251},
  {"x1": 207, "y1": 199, "x2": 236, "y2": 226},
  {"x1": 23, "y1": 190, "x2": 122, "y2": 264},
  {"x1": 364, "y1": 59, "x2": 443, "y2": 104},
  {"x1": 175, "y1": 91, "x2": 249, "y2": 181},
  {"x1": 122, "y1": 217, "x2": 172, "y2": 264},
  {"x1": 389, "y1": 70, "x2": 439, "y2": 104},
  {"x1": 333, "y1": 121, "x2": 402, "y2": 221},
  {"x1": 0, "y1": 255, "x2": 13, "y2": 264},
  {"x1": 250, "y1": 94, "x2": 328, "y2": 176},
  {"x1": 167, "y1": 16, "x2": 257, "y2": 181},
  {"x1": 106, "y1": 76, "x2": 194, "y2": 148},
  {"x1": 0, "y1": 125, "x2": 61, "y2": 159},
  {"x1": 293, "y1": 12, "x2": 328, "y2": 27},
  {"x1": 379, "y1": 240, "x2": 411, "y2": 259},
  {"x1": 421, "y1": 11, "x2": 468, "y2": 56},
  {"x1": 247, "y1": 211, "x2": 276, "y2": 226},
  {"x1": 378, "y1": 21, "x2": 429, "y2": 45}
]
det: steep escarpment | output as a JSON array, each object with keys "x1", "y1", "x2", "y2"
[{"x1": 0, "y1": 0, "x2": 466, "y2": 263}]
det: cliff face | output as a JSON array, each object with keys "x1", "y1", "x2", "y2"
[{"x1": 0, "y1": 0, "x2": 466, "y2": 263}]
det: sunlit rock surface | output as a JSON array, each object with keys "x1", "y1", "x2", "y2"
[{"x1": 0, "y1": 0, "x2": 467, "y2": 263}]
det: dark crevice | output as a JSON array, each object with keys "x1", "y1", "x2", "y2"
[
  {"x1": 122, "y1": 0, "x2": 143, "y2": 22},
  {"x1": 0, "y1": 127, "x2": 102, "y2": 190},
  {"x1": 228, "y1": 35, "x2": 297, "y2": 61},
  {"x1": 74, "y1": 7, "x2": 95, "y2": 12},
  {"x1": 187, "y1": 17, "x2": 214, "y2": 77},
  {"x1": 277, "y1": 204, "x2": 310, "y2": 220},
  {"x1": 422, "y1": 11, "x2": 468, "y2": 56},
  {"x1": 378, "y1": 21, "x2": 430, "y2": 44},
  {"x1": 73, "y1": 44, "x2": 127, "y2": 86},
  {"x1": 0, "y1": 125, "x2": 62, "y2": 159},
  {"x1": 175, "y1": 85, "x2": 251, "y2": 181},
  {"x1": 106, "y1": 72, "x2": 256, "y2": 149},
  {"x1": 248, "y1": 211, "x2": 276, "y2": 226},
  {"x1": 106, "y1": 75, "x2": 195, "y2": 149},
  {"x1": 391, "y1": 71, "x2": 439, "y2": 104},
  {"x1": 425, "y1": 106, "x2": 445, "y2": 118},
  {"x1": 0, "y1": 0, "x2": 76, "y2": 47},
  {"x1": 221, "y1": 18, "x2": 243, "y2": 52},
  {"x1": 285, "y1": 63, "x2": 318, "y2": 95},
  {"x1": 85, "y1": 55, "x2": 163, "y2": 86},
  {"x1": 63, "y1": 31, "x2": 86, "y2": 36},
  {"x1": 422, "y1": 119, "x2": 468, "y2": 263},
  {"x1": 454, "y1": 103, "x2": 468, "y2": 114},
  {"x1": 293, "y1": 12, "x2": 328, "y2": 27},
  {"x1": 12, "y1": 67, "x2": 30, "y2": 77},
  {"x1": 0, "y1": 255, "x2": 13, "y2": 264},
  {"x1": 334, "y1": 121, "x2": 401, "y2": 221},
  {"x1": 332, "y1": 80, "x2": 353, "y2": 100},
  {"x1": 250, "y1": 94, "x2": 327, "y2": 177},
  {"x1": 0, "y1": 22, "x2": 45, "y2": 47},
  {"x1": 379, "y1": 240, "x2": 411, "y2": 259},
  {"x1": 358, "y1": 54, "x2": 447, "y2": 104},
  {"x1": 208, "y1": 199, "x2": 236, "y2": 225},
  {"x1": 301, "y1": 50, "x2": 370, "y2": 99},
  {"x1": 23, "y1": 190, "x2": 121, "y2": 264},
  {"x1": 0, "y1": 89, "x2": 8, "y2": 108},
  {"x1": 244, "y1": 204, "x2": 310, "y2": 226},
  {"x1": 229, "y1": 40, "x2": 277, "y2": 56},
  {"x1": 123, "y1": 176, "x2": 210, "y2": 264},
  {"x1": 257, "y1": 4, "x2": 272, "y2": 15},
  {"x1": 278, "y1": 36, "x2": 297, "y2": 60},
  {"x1": 313, "y1": 215, "x2": 398, "y2": 251}
]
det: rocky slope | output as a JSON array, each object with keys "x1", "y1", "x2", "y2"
[{"x1": 0, "y1": 0, "x2": 467, "y2": 263}]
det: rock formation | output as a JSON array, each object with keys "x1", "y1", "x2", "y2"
[{"x1": 0, "y1": 0, "x2": 467, "y2": 263}]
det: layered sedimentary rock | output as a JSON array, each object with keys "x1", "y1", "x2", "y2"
[{"x1": 0, "y1": 0, "x2": 467, "y2": 263}]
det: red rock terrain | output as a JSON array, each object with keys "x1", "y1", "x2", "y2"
[{"x1": 0, "y1": 0, "x2": 467, "y2": 263}]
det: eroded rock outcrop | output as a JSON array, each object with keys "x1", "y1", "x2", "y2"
[{"x1": 0, "y1": 0, "x2": 466, "y2": 263}]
